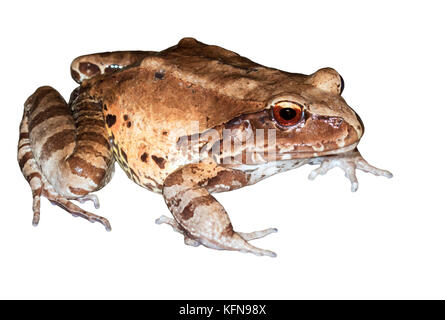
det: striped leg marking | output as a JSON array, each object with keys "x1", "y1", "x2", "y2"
[
  {"x1": 18, "y1": 86, "x2": 114, "y2": 230},
  {"x1": 18, "y1": 117, "x2": 43, "y2": 226},
  {"x1": 159, "y1": 161, "x2": 278, "y2": 257}
]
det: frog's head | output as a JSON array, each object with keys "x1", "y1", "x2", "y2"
[{"x1": 220, "y1": 68, "x2": 364, "y2": 163}]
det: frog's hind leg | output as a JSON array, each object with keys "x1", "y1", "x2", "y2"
[
  {"x1": 70, "y1": 51, "x2": 154, "y2": 84},
  {"x1": 18, "y1": 86, "x2": 115, "y2": 230},
  {"x1": 18, "y1": 117, "x2": 43, "y2": 226},
  {"x1": 158, "y1": 161, "x2": 277, "y2": 257}
]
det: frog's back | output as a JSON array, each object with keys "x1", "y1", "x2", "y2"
[{"x1": 86, "y1": 38, "x2": 309, "y2": 132}]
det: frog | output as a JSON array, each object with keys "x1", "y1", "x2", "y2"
[{"x1": 18, "y1": 37, "x2": 392, "y2": 257}]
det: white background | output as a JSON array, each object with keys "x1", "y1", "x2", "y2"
[{"x1": 1, "y1": 0, "x2": 444, "y2": 299}]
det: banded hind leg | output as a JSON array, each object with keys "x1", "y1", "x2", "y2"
[
  {"x1": 157, "y1": 160, "x2": 278, "y2": 257},
  {"x1": 18, "y1": 86, "x2": 115, "y2": 230},
  {"x1": 70, "y1": 50, "x2": 154, "y2": 84}
]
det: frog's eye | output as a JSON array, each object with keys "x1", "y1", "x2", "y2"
[{"x1": 272, "y1": 101, "x2": 303, "y2": 127}]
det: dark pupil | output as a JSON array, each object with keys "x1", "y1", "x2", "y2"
[{"x1": 279, "y1": 108, "x2": 297, "y2": 120}]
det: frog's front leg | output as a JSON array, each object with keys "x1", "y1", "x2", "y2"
[
  {"x1": 157, "y1": 161, "x2": 277, "y2": 257},
  {"x1": 308, "y1": 148, "x2": 393, "y2": 192}
]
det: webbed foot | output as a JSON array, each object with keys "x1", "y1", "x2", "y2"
[{"x1": 47, "y1": 187, "x2": 111, "y2": 231}]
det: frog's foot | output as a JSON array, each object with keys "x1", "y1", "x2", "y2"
[
  {"x1": 156, "y1": 215, "x2": 278, "y2": 250},
  {"x1": 45, "y1": 186, "x2": 111, "y2": 231},
  {"x1": 34, "y1": 177, "x2": 110, "y2": 231},
  {"x1": 308, "y1": 148, "x2": 393, "y2": 192},
  {"x1": 19, "y1": 160, "x2": 111, "y2": 231}
]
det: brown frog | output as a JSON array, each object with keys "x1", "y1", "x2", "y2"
[{"x1": 18, "y1": 38, "x2": 392, "y2": 257}]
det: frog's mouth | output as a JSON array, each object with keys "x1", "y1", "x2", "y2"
[
  {"x1": 217, "y1": 140, "x2": 359, "y2": 165},
  {"x1": 272, "y1": 141, "x2": 359, "y2": 161}
]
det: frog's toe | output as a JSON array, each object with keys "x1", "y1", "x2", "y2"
[
  {"x1": 49, "y1": 198, "x2": 111, "y2": 231},
  {"x1": 308, "y1": 160, "x2": 335, "y2": 180},
  {"x1": 356, "y1": 158, "x2": 393, "y2": 179},
  {"x1": 238, "y1": 227, "x2": 278, "y2": 241},
  {"x1": 236, "y1": 229, "x2": 278, "y2": 257},
  {"x1": 155, "y1": 216, "x2": 206, "y2": 247},
  {"x1": 76, "y1": 194, "x2": 100, "y2": 209},
  {"x1": 155, "y1": 215, "x2": 184, "y2": 234},
  {"x1": 237, "y1": 239, "x2": 277, "y2": 258},
  {"x1": 313, "y1": 157, "x2": 361, "y2": 192},
  {"x1": 196, "y1": 231, "x2": 277, "y2": 257},
  {"x1": 341, "y1": 155, "x2": 392, "y2": 191},
  {"x1": 341, "y1": 162, "x2": 359, "y2": 192}
]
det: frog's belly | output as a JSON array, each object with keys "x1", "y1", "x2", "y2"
[
  {"x1": 105, "y1": 110, "x2": 214, "y2": 192},
  {"x1": 109, "y1": 132, "x2": 193, "y2": 193}
]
